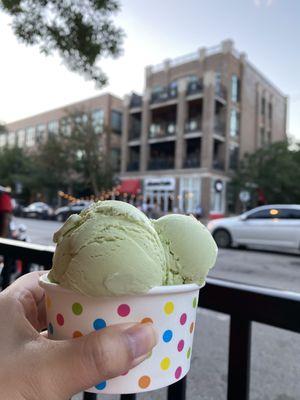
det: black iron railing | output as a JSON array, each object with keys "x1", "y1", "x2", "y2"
[{"x1": 1, "y1": 238, "x2": 300, "y2": 400}]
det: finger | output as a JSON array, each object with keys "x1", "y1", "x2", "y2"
[
  {"x1": 4, "y1": 271, "x2": 49, "y2": 331},
  {"x1": 39, "y1": 322, "x2": 157, "y2": 398}
]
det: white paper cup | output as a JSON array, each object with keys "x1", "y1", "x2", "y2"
[{"x1": 39, "y1": 273, "x2": 201, "y2": 394}]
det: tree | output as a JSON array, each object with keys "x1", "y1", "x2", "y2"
[
  {"x1": 1, "y1": 0, "x2": 124, "y2": 86},
  {"x1": 233, "y1": 141, "x2": 300, "y2": 206}
]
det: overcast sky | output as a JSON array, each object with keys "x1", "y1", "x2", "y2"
[{"x1": 0, "y1": 0, "x2": 299, "y2": 139}]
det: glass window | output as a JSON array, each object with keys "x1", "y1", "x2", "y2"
[
  {"x1": 61, "y1": 117, "x2": 72, "y2": 136},
  {"x1": 48, "y1": 120, "x2": 59, "y2": 136},
  {"x1": 92, "y1": 109, "x2": 104, "y2": 134},
  {"x1": 111, "y1": 110, "x2": 122, "y2": 134},
  {"x1": 247, "y1": 209, "x2": 272, "y2": 219},
  {"x1": 261, "y1": 97, "x2": 266, "y2": 115},
  {"x1": 17, "y1": 129, "x2": 26, "y2": 147},
  {"x1": 230, "y1": 109, "x2": 239, "y2": 137},
  {"x1": 274, "y1": 208, "x2": 300, "y2": 219},
  {"x1": 36, "y1": 124, "x2": 46, "y2": 143},
  {"x1": 229, "y1": 144, "x2": 239, "y2": 170},
  {"x1": 0, "y1": 133, "x2": 7, "y2": 147},
  {"x1": 26, "y1": 127, "x2": 36, "y2": 147},
  {"x1": 231, "y1": 74, "x2": 240, "y2": 102},
  {"x1": 268, "y1": 102, "x2": 272, "y2": 121},
  {"x1": 110, "y1": 148, "x2": 121, "y2": 170},
  {"x1": 7, "y1": 132, "x2": 16, "y2": 148},
  {"x1": 260, "y1": 127, "x2": 265, "y2": 146}
]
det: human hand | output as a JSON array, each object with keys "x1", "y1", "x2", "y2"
[{"x1": 0, "y1": 271, "x2": 157, "y2": 400}]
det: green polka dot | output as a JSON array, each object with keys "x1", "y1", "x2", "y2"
[
  {"x1": 187, "y1": 347, "x2": 191, "y2": 359},
  {"x1": 193, "y1": 297, "x2": 197, "y2": 308},
  {"x1": 72, "y1": 302, "x2": 83, "y2": 315}
]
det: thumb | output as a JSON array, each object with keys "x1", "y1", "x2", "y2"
[{"x1": 41, "y1": 323, "x2": 157, "y2": 398}]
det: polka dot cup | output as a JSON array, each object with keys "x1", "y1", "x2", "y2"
[{"x1": 39, "y1": 273, "x2": 201, "y2": 394}]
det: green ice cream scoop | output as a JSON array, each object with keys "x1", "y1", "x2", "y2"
[
  {"x1": 153, "y1": 214, "x2": 218, "y2": 286},
  {"x1": 48, "y1": 200, "x2": 166, "y2": 296}
]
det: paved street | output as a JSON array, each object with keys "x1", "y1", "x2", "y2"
[{"x1": 15, "y1": 218, "x2": 300, "y2": 400}]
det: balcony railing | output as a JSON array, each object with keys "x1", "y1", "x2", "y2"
[
  {"x1": 129, "y1": 94, "x2": 142, "y2": 108},
  {"x1": 214, "y1": 117, "x2": 226, "y2": 136},
  {"x1": 213, "y1": 159, "x2": 225, "y2": 170},
  {"x1": 151, "y1": 86, "x2": 178, "y2": 104},
  {"x1": 1, "y1": 239, "x2": 300, "y2": 400},
  {"x1": 186, "y1": 80, "x2": 203, "y2": 96},
  {"x1": 183, "y1": 155, "x2": 201, "y2": 168},
  {"x1": 215, "y1": 84, "x2": 227, "y2": 100},
  {"x1": 149, "y1": 122, "x2": 176, "y2": 139},
  {"x1": 185, "y1": 118, "x2": 202, "y2": 133},
  {"x1": 126, "y1": 160, "x2": 140, "y2": 171},
  {"x1": 148, "y1": 158, "x2": 175, "y2": 170},
  {"x1": 128, "y1": 129, "x2": 141, "y2": 140}
]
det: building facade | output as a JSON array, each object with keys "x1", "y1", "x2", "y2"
[
  {"x1": 1, "y1": 93, "x2": 123, "y2": 171},
  {"x1": 120, "y1": 40, "x2": 287, "y2": 217}
]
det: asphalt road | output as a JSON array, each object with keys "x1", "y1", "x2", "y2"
[{"x1": 14, "y1": 217, "x2": 300, "y2": 400}]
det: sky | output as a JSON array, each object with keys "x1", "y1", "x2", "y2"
[{"x1": 0, "y1": 0, "x2": 299, "y2": 139}]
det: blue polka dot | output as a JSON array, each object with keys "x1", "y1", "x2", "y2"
[
  {"x1": 48, "y1": 322, "x2": 53, "y2": 335},
  {"x1": 95, "y1": 380, "x2": 107, "y2": 390},
  {"x1": 93, "y1": 318, "x2": 106, "y2": 330},
  {"x1": 163, "y1": 329, "x2": 173, "y2": 343}
]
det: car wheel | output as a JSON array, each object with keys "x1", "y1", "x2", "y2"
[
  {"x1": 56, "y1": 214, "x2": 64, "y2": 222},
  {"x1": 213, "y1": 229, "x2": 232, "y2": 248}
]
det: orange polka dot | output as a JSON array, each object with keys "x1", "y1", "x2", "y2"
[
  {"x1": 190, "y1": 322, "x2": 195, "y2": 334},
  {"x1": 73, "y1": 330, "x2": 83, "y2": 338},
  {"x1": 141, "y1": 317, "x2": 153, "y2": 324},
  {"x1": 138, "y1": 375, "x2": 151, "y2": 389},
  {"x1": 46, "y1": 296, "x2": 51, "y2": 309}
]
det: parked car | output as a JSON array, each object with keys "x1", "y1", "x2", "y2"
[
  {"x1": 207, "y1": 204, "x2": 300, "y2": 251},
  {"x1": 55, "y1": 201, "x2": 92, "y2": 222},
  {"x1": 22, "y1": 202, "x2": 54, "y2": 219}
]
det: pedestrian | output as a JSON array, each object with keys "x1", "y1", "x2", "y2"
[
  {"x1": 194, "y1": 204, "x2": 203, "y2": 220},
  {"x1": 0, "y1": 271, "x2": 157, "y2": 399},
  {"x1": 0, "y1": 185, "x2": 14, "y2": 289}
]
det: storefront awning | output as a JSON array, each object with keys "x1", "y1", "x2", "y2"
[{"x1": 117, "y1": 179, "x2": 141, "y2": 195}]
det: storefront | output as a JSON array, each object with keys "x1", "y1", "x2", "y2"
[
  {"x1": 210, "y1": 178, "x2": 226, "y2": 217},
  {"x1": 179, "y1": 176, "x2": 201, "y2": 214},
  {"x1": 143, "y1": 177, "x2": 175, "y2": 213}
]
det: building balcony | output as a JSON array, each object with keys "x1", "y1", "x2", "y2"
[
  {"x1": 215, "y1": 84, "x2": 227, "y2": 100},
  {"x1": 151, "y1": 86, "x2": 178, "y2": 104},
  {"x1": 186, "y1": 80, "x2": 203, "y2": 96},
  {"x1": 214, "y1": 118, "x2": 226, "y2": 136},
  {"x1": 213, "y1": 159, "x2": 225, "y2": 170},
  {"x1": 148, "y1": 158, "x2": 175, "y2": 170},
  {"x1": 185, "y1": 118, "x2": 202, "y2": 133},
  {"x1": 129, "y1": 94, "x2": 142, "y2": 108},
  {"x1": 127, "y1": 160, "x2": 140, "y2": 171},
  {"x1": 149, "y1": 122, "x2": 176, "y2": 139},
  {"x1": 129, "y1": 129, "x2": 141, "y2": 140},
  {"x1": 183, "y1": 154, "x2": 201, "y2": 168}
]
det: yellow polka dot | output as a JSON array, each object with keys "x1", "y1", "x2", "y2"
[
  {"x1": 46, "y1": 296, "x2": 51, "y2": 309},
  {"x1": 164, "y1": 301, "x2": 174, "y2": 315},
  {"x1": 160, "y1": 357, "x2": 171, "y2": 370}
]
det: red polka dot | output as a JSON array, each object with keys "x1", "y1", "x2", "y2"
[
  {"x1": 180, "y1": 313, "x2": 187, "y2": 325},
  {"x1": 177, "y1": 339, "x2": 185, "y2": 352},
  {"x1": 175, "y1": 366, "x2": 182, "y2": 379},
  {"x1": 56, "y1": 313, "x2": 64, "y2": 326},
  {"x1": 117, "y1": 304, "x2": 130, "y2": 317}
]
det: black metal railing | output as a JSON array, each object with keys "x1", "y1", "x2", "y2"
[
  {"x1": 1, "y1": 238, "x2": 300, "y2": 400},
  {"x1": 149, "y1": 122, "x2": 176, "y2": 139},
  {"x1": 126, "y1": 160, "x2": 140, "y2": 172},
  {"x1": 186, "y1": 80, "x2": 203, "y2": 96},
  {"x1": 183, "y1": 154, "x2": 201, "y2": 168},
  {"x1": 151, "y1": 86, "x2": 178, "y2": 104},
  {"x1": 184, "y1": 118, "x2": 202, "y2": 133},
  {"x1": 148, "y1": 158, "x2": 175, "y2": 170},
  {"x1": 129, "y1": 94, "x2": 142, "y2": 108}
]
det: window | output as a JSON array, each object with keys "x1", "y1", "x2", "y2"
[
  {"x1": 92, "y1": 109, "x2": 104, "y2": 134},
  {"x1": 7, "y1": 132, "x2": 16, "y2": 148},
  {"x1": 48, "y1": 120, "x2": 59, "y2": 136},
  {"x1": 26, "y1": 127, "x2": 36, "y2": 147},
  {"x1": 36, "y1": 124, "x2": 46, "y2": 143},
  {"x1": 110, "y1": 148, "x2": 121, "y2": 170},
  {"x1": 111, "y1": 110, "x2": 122, "y2": 134},
  {"x1": 261, "y1": 97, "x2": 266, "y2": 115},
  {"x1": 230, "y1": 109, "x2": 239, "y2": 137},
  {"x1": 17, "y1": 129, "x2": 26, "y2": 147},
  {"x1": 260, "y1": 127, "x2": 265, "y2": 146},
  {"x1": 273, "y1": 208, "x2": 300, "y2": 219},
  {"x1": 247, "y1": 209, "x2": 272, "y2": 219},
  {"x1": 231, "y1": 74, "x2": 240, "y2": 102},
  {"x1": 229, "y1": 144, "x2": 239, "y2": 170},
  {"x1": 0, "y1": 133, "x2": 7, "y2": 147},
  {"x1": 61, "y1": 117, "x2": 72, "y2": 136},
  {"x1": 268, "y1": 102, "x2": 272, "y2": 121}
]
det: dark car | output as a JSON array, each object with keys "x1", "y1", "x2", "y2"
[
  {"x1": 22, "y1": 202, "x2": 54, "y2": 219},
  {"x1": 54, "y1": 201, "x2": 92, "y2": 222}
]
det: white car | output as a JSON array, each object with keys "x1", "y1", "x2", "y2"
[{"x1": 207, "y1": 205, "x2": 300, "y2": 251}]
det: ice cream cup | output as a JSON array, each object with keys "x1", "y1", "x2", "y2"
[{"x1": 39, "y1": 273, "x2": 202, "y2": 394}]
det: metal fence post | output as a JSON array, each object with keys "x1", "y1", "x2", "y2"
[
  {"x1": 167, "y1": 376, "x2": 187, "y2": 400},
  {"x1": 227, "y1": 317, "x2": 252, "y2": 400}
]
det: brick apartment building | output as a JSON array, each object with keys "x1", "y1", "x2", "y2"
[
  {"x1": 1, "y1": 93, "x2": 123, "y2": 171},
  {"x1": 120, "y1": 40, "x2": 287, "y2": 217}
]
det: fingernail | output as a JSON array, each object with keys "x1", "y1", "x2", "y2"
[{"x1": 124, "y1": 323, "x2": 157, "y2": 361}]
